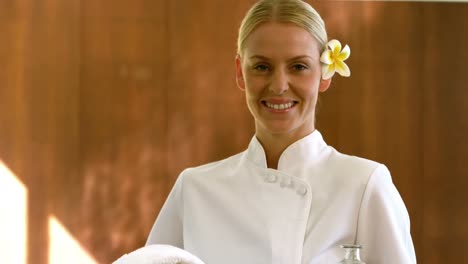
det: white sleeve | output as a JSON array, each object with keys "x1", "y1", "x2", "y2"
[
  {"x1": 146, "y1": 172, "x2": 185, "y2": 248},
  {"x1": 356, "y1": 164, "x2": 416, "y2": 263}
]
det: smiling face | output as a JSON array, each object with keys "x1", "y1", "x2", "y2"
[{"x1": 236, "y1": 22, "x2": 331, "y2": 141}]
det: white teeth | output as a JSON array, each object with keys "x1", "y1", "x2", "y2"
[{"x1": 266, "y1": 102, "x2": 294, "y2": 110}]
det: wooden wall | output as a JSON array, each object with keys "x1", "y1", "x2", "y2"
[{"x1": 0, "y1": 0, "x2": 466, "y2": 263}]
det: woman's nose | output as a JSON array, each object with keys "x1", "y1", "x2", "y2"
[{"x1": 269, "y1": 70, "x2": 289, "y2": 95}]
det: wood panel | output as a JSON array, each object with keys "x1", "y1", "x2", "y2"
[
  {"x1": 1, "y1": 0, "x2": 168, "y2": 263},
  {"x1": 0, "y1": 0, "x2": 81, "y2": 263},
  {"x1": 78, "y1": 0, "x2": 168, "y2": 262},
  {"x1": 420, "y1": 3, "x2": 468, "y2": 263}
]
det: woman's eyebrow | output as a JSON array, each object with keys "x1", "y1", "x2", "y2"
[{"x1": 287, "y1": 55, "x2": 314, "y2": 62}]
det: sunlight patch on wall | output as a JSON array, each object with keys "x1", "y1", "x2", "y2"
[
  {"x1": 0, "y1": 161, "x2": 27, "y2": 264},
  {"x1": 49, "y1": 216, "x2": 98, "y2": 264}
]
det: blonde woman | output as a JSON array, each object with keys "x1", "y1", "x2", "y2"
[{"x1": 146, "y1": 0, "x2": 416, "y2": 263}]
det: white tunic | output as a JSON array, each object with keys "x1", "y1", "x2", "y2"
[{"x1": 146, "y1": 130, "x2": 416, "y2": 264}]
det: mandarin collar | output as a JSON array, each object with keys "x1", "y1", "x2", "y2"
[{"x1": 244, "y1": 130, "x2": 329, "y2": 174}]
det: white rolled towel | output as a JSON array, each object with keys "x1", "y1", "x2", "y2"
[{"x1": 113, "y1": 244, "x2": 205, "y2": 264}]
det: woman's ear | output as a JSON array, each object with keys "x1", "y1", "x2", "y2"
[
  {"x1": 319, "y1": 78, "x2": 331, "y2": 92},
  {"x1": 235, "y1": 54, "x2": 246, "y2": 91}
]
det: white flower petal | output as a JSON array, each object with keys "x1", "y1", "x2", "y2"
[
  {"x1": 322, "y1": 39, "x2": 351, "y2": 79},
  {"x1": 335, "y1": 60, "x2": 350, "y2": 77},
  {"x1": 322, "y1": 64, "x2": 336, "y2": 80},
  {"x1": 327, "y1": 39, "x2": 342, "y2": 55},
  {"x1": 338, "y1": 44, "x2": 350, "y2": 61},
  {"x1": 320, "y1": 50, "x2": 333, "y2": 65}
]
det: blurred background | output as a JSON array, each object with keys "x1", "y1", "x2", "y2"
[{"x1": 0, "y1": 0, "x2": 467, "y2": 263}]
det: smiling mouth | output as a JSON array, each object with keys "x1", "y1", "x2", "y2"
[{"x1": 262, "y1": 101, "x2": 298, "y2": 110}]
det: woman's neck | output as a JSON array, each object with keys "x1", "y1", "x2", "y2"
[{"x1": 256, "y1": 128, "x2": 315, "y2": 169}]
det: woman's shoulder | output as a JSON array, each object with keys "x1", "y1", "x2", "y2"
[
  {"x1": 328, "y1": 146, "x2": 380, "y2": 167},
  {"x1": 180, "y1": 151, "x2": 245, "y2": 178},
  {"x1": 324, "y1": 146, "x2": 387, "y2": 181}
]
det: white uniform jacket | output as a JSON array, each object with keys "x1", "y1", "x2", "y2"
[{"x1": 147, "y1": 130, "x2": 416, "y2": 264}]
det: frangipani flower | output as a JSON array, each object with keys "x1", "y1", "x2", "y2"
[{"x1": 320, "y1": 39, "x2": 351, "y2": 80}]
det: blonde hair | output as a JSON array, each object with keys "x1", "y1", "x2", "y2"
[{"x1": 237, "y1": 0, "x2": 328, "y2": 56}]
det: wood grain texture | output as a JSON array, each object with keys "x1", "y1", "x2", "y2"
[
  {"x1": 0, "y1": 1, "x2": 467, "y2": 263},
  {"x1": 419, "y1": 3, "x2": 468, "y2": 263},
  {"x1": 166, "y1": 0, "x2": 255, "y2": 182},
  {"x1": 78, "y1": 0, "x2": 169, "y2": 262},
  {"x1": 1, "y1": 1, "x2": 81, "y2": 263}
]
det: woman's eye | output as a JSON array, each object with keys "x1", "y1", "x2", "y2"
[
  {"x1": 292, "y1": 64, "x2": 308, "y2": 71},
  {"x1": 254, "y1": 64, "x2": 270, "y2": 72}
]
